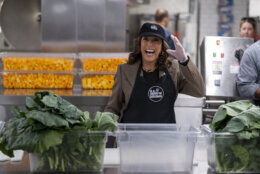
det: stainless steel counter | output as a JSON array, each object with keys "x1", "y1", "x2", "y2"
[
  {"x1": 0, "y1": 86, "x2": 110, "y2": 105},
  {"x1": 0, "y1": 86, "x2": 111, "y2": 121}
]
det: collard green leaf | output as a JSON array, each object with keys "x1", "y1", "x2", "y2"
[
  {"x1": 210, "y1": 100, "x2": 254, "y2": 131},
  {"x1": 0, "y1": 117, "x2": 42, "y2": 153},
  {"x1": 223, "y1": 108, "x2": 260, "y2": 135},
  {"x1": 0, "y1": 143, "x2": 13, "y2": 157},
  {"x1": 65, "y1": 118, "x2": 81, "y2": 125},
  {"x1": 210, "y1": 106, "x2": 227, "y2": 131},
  {"x1": 56, "y1": 98, "x2": 83, "y2": 120},
  {"x1": 230, "y1": 145, "x2": 249, "y2": 170},
  {"x1": 94, "y1": 112, "x2": 118, "y2": 131},
  {"x1": 26, "y1": 97, "x2": 40, "y2": 110},
  {"x1": 35, "y1": 130, "x2": 64, "y2": 153},
  {"x1": 41, "y1": 94, "x2": 59, "y2": 109},
  {"x1": 102, "y1": 112, "x2": 118, "y2": 122},
  {"x1": 26, "y1": 110, "x2": 69, "y2": 128},
  {"x1": 83, "y1": 111, "x2": 90, "y2": 120},
  {"x1": 236, "y1": 130, "x2": 259, "y2": 140},
  {"x1": 11, "y1": 106, "x2": 25, "y2": 118},
  {"x1": 224, "y1": 100, "x2": 253, "y2": 116},
  {"x1": 223, "y1": 117, "x2": 245, "y2": 133}
]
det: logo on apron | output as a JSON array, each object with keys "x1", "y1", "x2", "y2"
[{"x1": 148, "y1": 86, "x2": 164, "y2": 102}]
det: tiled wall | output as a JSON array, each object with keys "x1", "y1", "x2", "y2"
[{"x1": 199, "y1": 0, "x2": 249, "y2": 46}]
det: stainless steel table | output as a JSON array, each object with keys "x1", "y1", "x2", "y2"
[{"x1": 0, "y1": 87, "x2": 111, "y2": 121}]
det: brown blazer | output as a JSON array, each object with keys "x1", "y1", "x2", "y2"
[{"x1": 104, "y1": 57, "x2": 206, "y2": 119}]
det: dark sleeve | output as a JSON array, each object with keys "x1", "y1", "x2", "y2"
[
  {"x1": 179, "y1": 57, "x2": 190, "y2": 66},
  {"x1": 237, "y1": 47, "x2": 260, "y2": 99},
  {"x1": 166, "y1": 35, "x2": 175, "y2": 50}
]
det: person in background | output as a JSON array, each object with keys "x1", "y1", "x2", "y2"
[
  {"x1": 237, "y1": 40, "x2": 260, "y2": 106},
  {"x1": 155, "y1": 8, "x2": 175, "y2": 50},
  {"x1": 239, "y1": 17, "x2": 258, "y2": 41},
  {"x1": 104, "y1": 22, "x2": 205, "y2": 123}
]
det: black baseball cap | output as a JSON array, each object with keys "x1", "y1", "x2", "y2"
[{"x1": 139, "y1": 22, "x2": 166, "y2": 41}]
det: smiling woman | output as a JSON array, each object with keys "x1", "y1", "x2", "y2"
[
  {"x1": 104, "y1": 22, "x2": 206, "y2": 124},
  {"x1": 141, "y1": 36, "x2": 162, "y2": 71}
]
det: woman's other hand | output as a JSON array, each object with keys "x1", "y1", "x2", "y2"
[{"x1": 166, "y1": 35, "x2": 188, "y2": 63}]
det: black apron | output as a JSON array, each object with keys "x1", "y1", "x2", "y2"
[
  {"x1": 121, "y1": 65, "x2": 177, "y2": 123},
  {"x1": 254, "y1": 100, "x2": 260, "y2": 106}
]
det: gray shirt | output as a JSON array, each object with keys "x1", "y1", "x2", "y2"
[{"x1": 237, "y1": 40, "x2": 260, "y2": 100}]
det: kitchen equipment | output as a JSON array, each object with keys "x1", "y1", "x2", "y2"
[
  {"x1": 200, "y1": 36, "x2": 254, "y2": 97},
  {"x1": 116, "y1": 124, "x2": 200, "y2": 173},
  {"x1": 200, "y1": 36, "x2": 254, "y2": 119},
  {"x1": 0, "y1": 0, "x2": 41, "y2": 50},
  {"x1": 175, "y1": 93, "x2": 205, "y2": 128},
  {"x1": 0, "y1": 0, "x2": 126, "y2": 52}
]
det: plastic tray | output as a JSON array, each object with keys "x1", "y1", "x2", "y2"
[
  {"x1": 1, "y1": 70, "x2": 75, "y2": 89},
  {"x1": 79, "y1": 71, "x2": 115, "y2": 89},
  {"x1": 79, "y1": 52, "x2": 128, "y2": 72},
  {"x1": 116, "y1": 124, "x2": 200, "y2": 173},
  {"x1": 0, "y1": 52, "x2": 76, "y2": 71}
]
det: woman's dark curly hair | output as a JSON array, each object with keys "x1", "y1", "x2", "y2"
[{"x1": 127, "y1": 36, "x2": 171, "y2": 70}]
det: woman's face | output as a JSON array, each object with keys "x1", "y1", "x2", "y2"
[
  {"x1": 140, "y1": 36, "x2": 162, "y2": 65},
  {"x1": 239, "y1": 22, "x2": 255, "y2": 38}
]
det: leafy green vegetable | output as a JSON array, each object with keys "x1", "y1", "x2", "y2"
[
  {"x1": 0, "y1": 91, "x2": 118, "y2": 172},
  {"x1": 210, "y1": 100, "x2": 260, "y2": 172},
  {"x1": 210, "y1": 100, "x2": 254, "y2": 132}
]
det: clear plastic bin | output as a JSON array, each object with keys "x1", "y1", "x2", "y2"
[
  {"x1": 29, "y1": 131, "x2": 108, "y2": 172},
  {"x1": 79, "y1": 71, "x2": 115, "y2": 89},
  {"x1": 1, "y1": 70, "x2": 75, "y2": 89},
  {"x1": 79, "y1": 52, "x2": 128, "y2": 72},
  {"x1": 0, "y1": 52, "x2": 76, "y2": 71},
  {"x1": 116, "y1": 124, "x2": 200, "y2": 173},
  {"x1": 201, "y1": 125, "x2": 260, "y2": 173},
  {"x1": 0, "y1": 121, "x2": 4, "y2": 132}
]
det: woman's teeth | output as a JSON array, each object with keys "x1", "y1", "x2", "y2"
[{"x1": 145, "y1": 50, "x2": 155, "y2": 55}]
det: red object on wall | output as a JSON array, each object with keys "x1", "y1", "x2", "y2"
[
  {"x1": 254, "y1": 34, "x2": 259, "y2": 41},
  {"x1": 174, "y1": 32, "x2": 179, "y2": 39}
]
